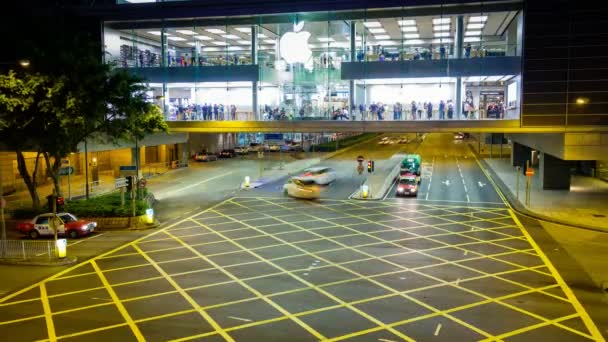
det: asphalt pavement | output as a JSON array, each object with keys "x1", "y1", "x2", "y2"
[
  {"x1": 0, "y1": 196, "x2": 602, "y2": 341},
  {"x1": 387, "y1": 134, "x2": 503, "y2": 206},
  {"x1": 245, "y1": 134, "x2": 419, "y2": 200}
]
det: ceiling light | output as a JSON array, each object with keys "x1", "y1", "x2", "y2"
[
  {"x1": 234, "y1": 27, "x2": 251, "y2": 33},
  {"x1": 432, "y1": 38, "x2": 453, "y2": 44},
  {"x1": 377, "y1": 40, "x2": 397, "y2": 46},
  {"x1": 469, "y1": 16, "x2": 488, "y2": 23},
  {"x1": 403, "y1": 33, "x2": 420, "y2": 39},
  {"x1": 433, "y1": 25, "x2": 451, "y2": 31},
  {"x1": 263, "y1": 39, "x2": 276, "y2": 44},
  {"x1": 330, "y1": 42, "x2": 349, "y2": 48},
  {"x1": 211, "y1": 41, "x2": 228, "y2": 45},
  {"x1": 368, "y1": 28, "x2": 386, "y2": 34},
  {"x1": 195, "y1": 35, "x2": 212, "y2": 40},
  {"x1": 237, "y1": 40, "x2": 250, "y2": 45},
  {"x1": 167, "y1": 36, "x2": 186, "y2": 41},
  {"x1": 485, "y1": 76, "x2": 503, "y2": 82},
  {"x1": 433, "y1": 18, "x2": 451, "y2": 24},
  {"x1": 434, "y1": 32, "x2": 451, "y2": 37},
  {"x1": 401, "y1": 26, "x2": 417, "y2": 32},
  {"x1": 363, "y1": 21, "x2": 382, "y2": 28},
  {"x1": 318, "y1": 37, "x2": 334, "y2": 42},
  {"x1": 222, "y1": 34, "x2": 240, "y2": 40},
  {"x1": 404, "y1": 39, "x2": 426, "y2": 45},
  {"x1": 176, "y1": 30, "x2": 197, "y2": 35},
  {"x1": 258, "y1": 33, "x2": 267, "y2": 38},
  {"x1": 228, "y1": 46, "x2": 244, "y2": 51},
  {"x1": 147, "y1": 31, "x2": 163, "y2": 36},
  {"x1": 398, "y1": 20, "x2": 416, "y2": 26},
  {"x1": 467, "y1": 23, "x2": 485, "y2": 30},
  {"x1": 355, "y1": 36, "x2": 362, "y2": 41},
  {"x1": 464, "y1": 37, "x2": 481, "y2": 42},
  {"x1": 374, "y1": 35, "x2": 391, "y2": 40},
  {"x1": 203, "y1": 47, "x2": 220, "y2": 52},
  {"x1": 186, "y1": 42, "x2": 196, "y2": 46},
  {"x1": 465, "y1": 31, "x2": 482, "y2": 36},
  {"x1": 205, "y1": 28, "x2": 226, "y2": 34}
]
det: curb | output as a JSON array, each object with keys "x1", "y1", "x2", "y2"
[
  {"x1": 468, "y1": 143, "x2": 608, "y2": 233},
  {"x1": 0, "y1": 256, "x2": 78, "y2": 266}
]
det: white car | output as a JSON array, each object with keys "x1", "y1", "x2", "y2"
[
  {"x1": 16, "y1": 213, "x2": 96, "y2": 239},
  {"x1": 283, "y1": 179, "x2": 320, "y2": 199},
  {"x1": 293, "y1": 167, "x2": 336, "y2": 185},
  {"x1": 454, "y1": 132, "x2": 465, "y2": 140},
  {"x1": 234, "y1": 146, "x2": 249, "y2": 154}
]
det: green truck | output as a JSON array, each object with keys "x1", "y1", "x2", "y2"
[{"x1": 401, "y1": 154, "x2": 422, "y2": 176}]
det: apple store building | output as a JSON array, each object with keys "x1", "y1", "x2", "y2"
[{"x1": 103, "y1": 1, "x2": 523, "y2": 121}]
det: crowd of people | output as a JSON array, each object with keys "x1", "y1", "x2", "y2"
[{"x1": 170, "y1": 103, "x2": 238, "y2": 121}]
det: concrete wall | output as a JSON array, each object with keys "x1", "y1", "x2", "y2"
[
  {"x1": 510, "y1": 133, "x2": 608, "y2": 161},
  {"x1": 540, "y1": 152, "x2": 571, "y2": 189}
]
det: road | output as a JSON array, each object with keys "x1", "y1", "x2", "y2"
[
  {"x1": 387, "y1": 134, "x2": 503, "y2": 206},
  {"x1": 246, "y1": 134, "x2": 419, "y2": 199},
  {"x1": 0, "y1": 133, "x2": 605, "y2": 341}
]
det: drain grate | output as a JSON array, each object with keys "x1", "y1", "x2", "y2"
[{"x1": 592, "y1": 214, "x2": 606, "y2": 218}]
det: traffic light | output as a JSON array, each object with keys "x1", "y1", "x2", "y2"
[
  {"x1": 367, "y1": 161, "x2": 374, "y2": 173},
  {"x1": 126, "y1": 176, "x2": 133, "y2": 191}
]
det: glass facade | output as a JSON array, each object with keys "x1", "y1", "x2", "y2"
[{"x1": 103, "y1": 5, "x2": 523, "y2": 122}]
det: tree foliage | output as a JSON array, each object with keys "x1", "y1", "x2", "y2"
[{"x1": 0, "y1": 19, "x2": 167, "y2": 209}]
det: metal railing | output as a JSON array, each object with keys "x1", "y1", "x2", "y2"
[
  {"x1": 0, "y1": 240, "x2": 57, "y2": 260},
  {"x1": 142, "y1": 160, "x2": 188, "y2": 178}
]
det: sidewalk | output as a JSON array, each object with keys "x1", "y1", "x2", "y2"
[{"x1": 481, "y1": 156, "x2": 608, "y2": 232}]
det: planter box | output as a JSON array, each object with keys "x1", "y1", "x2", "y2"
[{"x1": 84, "y1": 215, "x2": 158, "y2": 230}]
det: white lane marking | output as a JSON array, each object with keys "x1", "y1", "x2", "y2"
[
  {"x1": 399, "y1": 199, "x2": 504, "y2": 205},
  {"x1": 379, "y1": 339, "x2": 398, "y2": 342},
  {"x1": 478, "y1": 181, "x2": 486, "y2": 187},
  {"x1": 90, "y1": 297, "x2": 112, "y2": 301},
  {"x1": 425, "y1": 156, "x2": 435, "y2": 201},
  {"x1": 303, "y1": 273, "x2": 309, "y2": 276},
  {"x1": 228, "y1": 316, "x2": 252, "y2": 322},
  {"x1": 68, "y1": 233, "x2": 105, "y2": 247},
  {"x1": 384, "y1": 178, "x2": 398, "y2": 200},
  {"x1": 441, "y1": 179, "x2": 451, "y2": 186},
  {"x1": 161, "y1": 172, "x2": 234, "y2": 198},
  {"x1": 455, "y1": 157, "x2": 470, "y2": 203},
  {"x1": 434, "y1": 323, "x2": 442, "y2": 336},
  {"x1": 400, "y1": 277, "x2": 407, "y2": 280}
]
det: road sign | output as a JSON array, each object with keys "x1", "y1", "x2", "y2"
[
  {"x1": 115, "y1": 177, "x2": 127, "y2": 189},
  {"x1": 59, "y1": 166, "x2": 74, "y2": 176},
  {"x1": 525, "y1": 168, "x2": 534, "y2": 177},
  {"x1": 357, "y1": 155, "x2": 364, "y2": 163},
  {"x1": 119, "y1": 165, "x2": 137, "y2": 176}
]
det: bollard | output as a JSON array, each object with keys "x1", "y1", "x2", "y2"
[
  {"x1": 361, "y1": 185, "x2": 369, "y2": 198},
  {"x1": 244, "y1": 176, "x2": 251, "y2": 188},
  {"x1": 56, "y1": 239, "x2": 67, "y2": 258}
]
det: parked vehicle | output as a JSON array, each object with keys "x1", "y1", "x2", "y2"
[
  {"x1": 396, "y1": 176, "x2": 419, "y2": 197},
  {"x1": 219, "y1": 149, "x2": 236, "y2": 158},
  {"x1": 194, "y1": 152, "x2": 218, "y2": 162},
  {"x1": 16, "y1": 213, "x2": 96, "y2": 239},
  {"x1": 234, "y1": 146, "x2": 249, "y2": 154}
]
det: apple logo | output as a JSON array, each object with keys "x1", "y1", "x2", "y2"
[{"x1": 279, "y1": 22, "x2": 312, "y2": 64}]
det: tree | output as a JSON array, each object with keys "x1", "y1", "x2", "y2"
[
  {"x1": 0, "y1": 71, "x2": 71, "y2": 209},
  {"x1": 0, "y1": 17, "x2": 167, "y2": 209}
]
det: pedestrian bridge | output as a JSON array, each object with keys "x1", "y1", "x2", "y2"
[{"x1": 166, "y1": 120, "x2": 604, "y2": 133}]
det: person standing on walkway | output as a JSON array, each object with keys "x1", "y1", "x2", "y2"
[
  {"x1": 411, "y1": 101, "x2": 417, "y2": 120},
  {"x1": 213, "y1": 104, "x2": 219, "y2": 120},
  {"x1": 438, "y1": 100, "x2": 445, "y2": 120},
  {"x1": 447, "y1": 100, "x2": 454, "y2": 119},
  {"x1": 426, "y1": 101, "x2": 433, "y2": 120},
  {"x1": 465, "y1": 43, "x2": 472, "y2": 58},
  {"x1": 231, "y1": 104, "x2": 237, "y2": 120}
]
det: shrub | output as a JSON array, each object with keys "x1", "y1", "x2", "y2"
[{"x1": 64, "y1": 191, "x2": 151, "y2": 217}]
